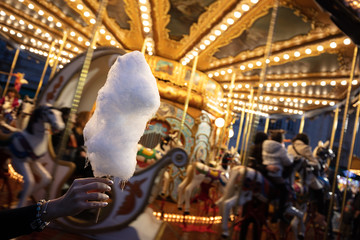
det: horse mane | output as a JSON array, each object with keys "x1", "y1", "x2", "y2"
[{"x1": 25, "y1": 106, "x2": 46, "y2": 134}]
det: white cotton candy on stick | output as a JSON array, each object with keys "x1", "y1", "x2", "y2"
[{"x1": 83, "y1": 51, "x2": 160, "y2": 180}]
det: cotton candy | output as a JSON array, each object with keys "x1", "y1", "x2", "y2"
[{"x1": 83, "y1": 51, "x2": 160, "y2": 180}]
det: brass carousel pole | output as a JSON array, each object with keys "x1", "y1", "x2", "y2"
[
  {"x1": 339, "y1": 82, "x2": 360, "y2": 236},
  {"x1": 180, "y1": 55, "x2": 198, "y2": 132},
  {"x1": 329, "y1": 107, "x2": 339, "y2": 150},
  {"x1": 34, "y1": 41, "x2": 56, "y2": 101},
  {"x1": 3, "y1": 48, "x2": 20, "y2": 97},
  {"x1": 217, "y1": 72, "x2": 236, "y2": 157},
  {"x1": 240, "y1": 89, "x2": 253, "y2": 164},
  {"x1": 264, "y1": 117, "x2": 270, "y2": 133},
  {"x1": 299, "y1": 114, "x2": 305, "y2": 133},
  {"x1": 49, "y1": 0, "x2": 109, "y2": 196},
  {"x1": 324, "y1": 45, "x2": 359, "y2": 240},
  {"x1": 229, "y1": 2, "x2": 279, "y2": 238},
  {"x1": 141, "y1": 37, "x2": 149, "y2": 54},
  {"x1": 235, "y1": 107, "x2": 245, "y2": 151},
  {"x1": 49, "y1": 31, "x2": 68, "y2": 80}
]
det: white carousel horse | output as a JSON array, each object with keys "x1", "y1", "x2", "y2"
[
  {"x1": 217, "y1": 158, "x2": 306, "y2": 239},
  {"x1": 177, "y1": 148, "x2": 239, "y2": 214},
  {"x1": 0, "y1": 105, "x2": 65, "y2": 207}
]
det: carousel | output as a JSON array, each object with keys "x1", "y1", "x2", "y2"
[{"x1": 0, "y1": 0, "x2": 360, "y2": 239}]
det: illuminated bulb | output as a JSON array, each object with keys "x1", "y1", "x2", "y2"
[
  {"x1": 110, "y1": 40, "x2": 116, "y2": 45},
  {"x1": 284, "y1": 82, "x2": 289, "y2": 87},
  {"x1": 322, "y1": 101, "x2": 327, "y2": 105},
  {"x1": 293, "y1": 82, "x2": 298, "y2": 87},
  {"x1": 308, "y1": 100, "x2": 313, "y2": 104},
  {"x1": 84, "y1": 11, "x2": 90, "y2": 17},
  {"x1": 142, "y1": 13, "x2": 149, "y2": 19},
  {"x1": 267, "y1": 83, "x2": 271, "y2": 87},
  {"x1": 214, "y1": 30, "x2": 221, "y2": 36},
  {"x1": 330, "y1": 102, "x2": 335, "y2": 106},
  {"x1": 220, "y1": 24, "x2": 227, "y2": 31},
  {"x1": 283, "y1": 54, "x2": 289, "y2": 60},
  {"x1": 78, "y1": 36, "x2": 83, "y2": 41},
  {"x1": 140, "y1": 6, "x2": 147, "y2": 11},
  {"x1": 256, "y1": 61, "x2": 262, "y2": 66},
  {"x1": 300, "y1": 99, "x2": 305, "y2": 103},
  {"x1": 275, "y1": 83, "x2": 280, "y2": 87},
  {"x1": 344, "y1": 38, "x2": 351, "y2": 45},
  {"x1": 279, "y1": 97, "x2": 284, "y2": 102},
  {"x1": 234, "y1": 11, "x2": 241, "y2": 18},
  {"x1": 330, "y1": 42, "x2": 337, "y2": 48},
  {"x1": 204, "y1": 40, "x2": 211, "y2": 45},
  {"x1": 248, "y1": 63, "x2": 253, "y2": 68},
  {"x1": 330, "y1": 81, "x2": 336, "y2": 86},
  {"x1": 305, "y1": 48, "x2": 312, "y2": 54},
  {"x1": 301, "y1": 82, "x2": 307, "y2": 87},
  {"x1": 209, "y1": 35, "x2": 216, "y2": 41},
  {"x1": 74, "y1": 47, "x2": 78, "y2": 52},
  {"x1": 227, "y1": 18, "x2": 234, "y2": 25},
  {"x1": 352, "y1": 79, "x2": 358, "y2": 85},
  {"x1": 106, "y1": 35, "x2": 111, "y2": 40},
  {"x1": 144, "y1": 27, "x2": 150, "y2": 32},
  {"x1": 274, "y1": 106, "x2": 278, "y2": 110},
  {"x1": 90, "y1": 19, "x2": 96, "y2": 24},
  {"x1": 28, "y1": 4, "x2": 34, "y2": 9},
  {"x1": 214, "y1": 72, "x2": 219, "y2": 77},
  {"x1": 294, "y1": 51, "x2": 300, "y2": 57},
  {"x1": 77, "y1": 4, "x2": 84, "y2": 10},
  {"x1": 221, "y1": 70, "x2": 225, "y2": 75},
  {"x1": 188, "y1": 54, "x2": 194, "y2": 60},
  {"x1": 48, "y1": 16, "x2": 53, "y2": 22},
  {"x1": 242, "y1": 4, "x2": 250, "y2": 11},
  {"x1": 200, "y1": 44, "x2": 205, "y2": 50},
  {"x1": 317, "y1": 45, "x2": 324, "y2": 51},
  {"x1": 341, "y1": 80, "x2": 347, "y2": 85},
  {"x1": 100, "y1": 29, "x2": 106, "y2": 34},
  {"x1": 143, "y1": 20, "x2": 150, "y2": 26},
  {"x1": 240, "y1": 65, "x2": 245, "y2": 70},
  {"x1": 85, "y1": 41, "x2": 90, "y2": 46},
  {"x1": 315, "y1": 100, "x2": 320, "y2": 105},
  {"x1": 238, "y1": 84, "x2": 242, "y2": 88},
  {"x1": 70, "y1": 31, "x2": 75, "y2": 36},
  {"x1": 245, "y1": 84, "x2": 250, "y2": 88},
  {"x1": 320, "y1": 81, "x2": 326, "y2": 86},
  {"x1": 274, "y1": 56, "x2": 280, "y2": 62},
  {"x1": 227, "y1": 69, "x2": 232, "y2": 73},
  {"x1": 208, "y1": 73, "x2": 213, "y2": 78},
  {"x1": 265, "y1": 59, "x2": 270, "y2": 64}
]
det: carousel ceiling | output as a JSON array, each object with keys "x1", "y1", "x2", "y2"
[{"x1": 0, "y1": 0, "x2": 359, "y2": 117}]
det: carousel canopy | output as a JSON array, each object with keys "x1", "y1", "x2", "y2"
[{"x1": 0, "y1": 0, "x2": 359, "y2": 117}]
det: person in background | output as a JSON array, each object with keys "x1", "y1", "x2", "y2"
[
  {"x1": 262, "y1": 130, "x2": 302, "y2": 222},
  {"x1": 248, "y1": 131, "x2": 268, "y2": 175},
  {"x1": 72, "y1": 111, "x2": 93, "y2": 177},
  {"x1": 0, "y1": 177, "x2": 113, "y2": 239}
]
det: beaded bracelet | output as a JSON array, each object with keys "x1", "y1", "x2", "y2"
[{"x1": 30, "y1": 199, "x2": 50, "y2": 231}]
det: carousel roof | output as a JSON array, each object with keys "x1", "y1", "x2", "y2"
[{"x1": 0, "y1": 0, "x2": 360, "y2": 117}]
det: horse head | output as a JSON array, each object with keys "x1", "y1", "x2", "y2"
[{"x1": 26, "y1": 106, "x2": 65, "y2": 134}]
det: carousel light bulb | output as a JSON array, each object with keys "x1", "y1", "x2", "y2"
[
  {"x1": 214, "y1": 30, "x2": 221, "y2": 36},
  {"x1": 200, "y1": 44, "x2": 206, "y2": 50},
  {"x1": 220, "y1": 24, "x2": 227, "y2": 31},
  {"x1": 256, "y1": 61, "x2": 262, "y2": 66},
  {"x1": 227, "y1": 69, "x2": 232, "y2": 73},
  {"x1": 142, "y1": 13, "x2": 149, "y2": 19},
  {"x1": 209, "y1": 35, "x2": 216, "y2": 41},
  {"x1": 228, "y1": 128, "x2": 234, "y2": 138},
  {"x1": 28, "y1": 4, "x2": 34, "y2": 9},
  {"x1": 188, "y1": 54, "x2": 194, "y2": 59},
  {"x1": 317, "y1": 45, "x2": 324, "y2": 51},
  {"x1": 84, "y1": 11, "x2": 90, "y2": 17},
  {"x1": 294, "y1": 51, "x2": 300, "y2": 57},
  {"x1": 284, "y1": 82, "x2": 289, "y2": 87},
  {"x1": 85, "y1": 41, "x2": 90, "y2": 46},
  {"x1": 330, "y1": 81, "x2": 336, "y2": 86},
  {"x1": 143, "y1": 20, "x2": 150, "y2": 26},
  {"x1": 275, "y1": 82, "x2": 280, "y2": 87},
  {"x1": 90, "y1": 18, "x2": 96, "y2": 24},
  {"x1": 208, "y1": 73, "x2": 213, "y2": 78},
  {"x1": 140, "y1": 6, "x2": 147, "y2": 11},
  {"x1": 245, "y1": 84, "x2": 250, "y2": 88},
  {"x1": 238, "y1": 84, "x2": 242, "y2": 88},
  {"x1": 283, "y1": 54, "x2": 289, "y2": 60},
  {"x1": 315, "y1": 100, "x2": 320, "y2": 105},
  {"x1": 234, "y1": 11, "x2": 241, "y2": 18},
  {"x1": 77, "y1": 4, "x2": 84, "y2": 10},
  {"x1": 344, "y1": 38, "x2": 351, "y2": 45},
  {"x1": 352, "y1": 79, "x2": 358, "y2": 85},
  {"x1": 242, "y1": 4, "x2": 250, "y2": 11},
  {"x1": 74, "y1": 47, "x2": 79, "y2": 52},
  {"x1": 214, "y1": 72, "x2": 219, "y2": 76},
  {"x1": 330, "y1": 42, "x2": 337, "y2": 48},
  {"x1": 144, "y1": 27, "x2": 150, "y2": 32},
  {"x1": 110, "y1": 40, "x2": 116, "y2": 45},
  {"x1": 322, "y1": 101, "x2": 327, "y2": 105},
  {"x1": 301, "y1": 82, "x2": 307, "y2": 87},
  {"x1": 106, "y1": 35, "x2": 111, "y2": 40},
  {"x1": 240, "y1": 65, "x2": 245, "y2": 70},
  {"x1": 305, "y1": 48, "x2": 312, "y2": 54},
  {"x1": 227, "y1": 18, "x2": 234, "y2": 25},
  {"x1": 267, "y1": 83, "x2": 271, "y2": 87},
  {"x1": 259, "y1": 83, "x2": 263, "y2": 88},
  {"x1": 48, "y1": 16, "x2": 53, "y2": 22},
  {"x1": 70, "y1": 31, "x2": 75, "y2": 36},
  {"x1": 274, "y1": 106, "x2": 278, "y2": 110},
  {"x1": 10, "y1": 30, "x2": 15, "y2": 35},
  {"x1": 78, "y1": 36, "x2": 83, "y2": 41},
  {"x1": 293, "y1": 82, "x2": 298, "y2": 87},
  {"x1": 341, "y1": 80, "x2": 347, "y2": 85},
  {"x1": 215, "y1": 118, "x2": 225, "y2": 128},
  {"x1": 19, "y1": 19, "x2": 24, "y2": 25},
  {"x1": 330, "y1": 102, "x2": 335, "y2": 106},
  {"x1": 265, "y1": 58, "x2": 270, "y2": 64},
  {"x1": 223, "y1": 84, "x2": 228, "y2": 89},
  {"x1": 204, "y1": 39, "x2": 211, "y2": 45},
  {"x1": 274, "y1": 56, "x2": 280, "y2": 62},
  {"x1": 320, "y1": 81, "x2": 326, "y2": 86}
]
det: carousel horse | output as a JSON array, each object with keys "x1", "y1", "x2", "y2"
[
  {"x1": 217, "y1": 157, "x2": 306, "y2": 239},
  {"x1": 0, "y1": 105, "x2": 64, "y2": 207},
  {"x1": 136, "y1": 130, "x2": 182, "y2": 168},
  {"x1": 177, "y1": 148, "x2": 239, "y2": 215}
]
